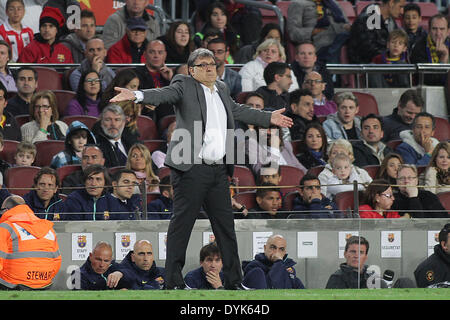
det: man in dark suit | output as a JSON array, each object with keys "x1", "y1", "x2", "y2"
[{"x1": 111, "y1": 48, "x2": 293, "y2": 290}]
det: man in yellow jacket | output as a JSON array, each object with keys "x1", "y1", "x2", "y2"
[{"x1": 0, "y1": 195, "x2": 61, "y2": 290}]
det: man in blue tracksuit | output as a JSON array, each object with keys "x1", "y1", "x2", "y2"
[
  {"x1": 63, "y1": 164, "x2": 110, "y2": 220},
  {"x1": 107, "y1": 169, "x2": 142, "y2": 220},
  {"x1": 147, "y1": 175, "x2": 173, "y2": 220},
  {"x1": 242, "y1": 234, "x2": 305, "y2": 289},
  {"x1": 75, "y1": 241, "x2": 120, "y2": 290},
  {"x1": 113, "y1": 240, "x2": 165, "y2": 290},
  {"x1": 23, "y1": 167, "x2": 64, "y2": 221},
  {"x1": 184, "y1": 242, "x2": 225, "y2": 289}
]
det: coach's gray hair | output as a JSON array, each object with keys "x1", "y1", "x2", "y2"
[
  {"x1": 187, "y1": 48, "x2": 216, "y2": 67},
  {"x1": 101, "y1": 104, "x2": 126, "y2": 121}
]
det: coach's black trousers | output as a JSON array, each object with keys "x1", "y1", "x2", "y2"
[{"x1": 166, "y1": 163, "x2": 242, "y2": 289}]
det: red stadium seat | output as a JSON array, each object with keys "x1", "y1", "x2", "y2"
[
  {"x1": 259, "y1": 1, "x2": 279, "y2": 26},
  {"x1": 35, "y1": 67, "x2": 63, "y2": 91},
  {"x1": 291, "y1": 140, "x2": 302, "y2": 156},
  {"x1": 307, "y1": 166, "x2": 325, "y2": 177},
  {"x1": 137, "y1": 115, "x2": 158, "y2": 140},
  {"x1": 355, "y1": 1, "x2": 378, "y2": 15},
  {"x1": 433, "y1": 117, "x2": 450, "y2": 142},
  {"x1": 279, "y1": 165, "x2": 304, "y2": 193},
  {"x1": 56, "y1": 164, "x2": 82, "y2": 183},
  {"x1": 282, "y1": 190, "x2": 299, "y2": 211},
  {"x1": 62, "y1": 67, "x2": 77, "y2": 91},
  {"x1": 236, "y1": 91, "x2": 252, "y2": 104},
  {"x1": 34, "y1": 140, "x2": 65, "y2": 167},
  {"x1": 146, "y1": 192, "x2": 161, "y2": 204},
  {"x1": 15, "y1": 115, "x2": 31, "y2": 127},
  {"x1": 62, "y1": 115, "x2": 98, "y2": 130},
  {"x1": 437, "y1": 191, "x2": 450, "y2": 215},
  {"x1": 0, "y1": 140, "x2": 19, "y2": 164},
  {"x1": 143, "y1": 139, "x2": 165, "y2": 153},
  {"x1": 233, "y1": 191, "x2": 257, "y2": 210},
  {"x1": 335, "y1": 190, "x2": 356, "y2": 212},
  {"x1": 108, "y1": 166, "x2": 125, "y2": 176},
  {"x1": 386, "y1": 139, "x2": 402, "y2": 151},
  {"x1": 317, "y1": 115, "x2": 327, "y2": 123},
  {"x1": 53, "y1": 90, "x2": 76, "y2": 117},
  {"x1": 351, "y1": 92, "x2": 380, "y2": 116},
  {"x1": 158, "y1": 166, "x2": 171, "y2": 180},
  {"x1": 363, "y1": 165, "x2": 380, "y2": 179},
  {"x1": 232, "y1": 165, "x2": 256, "y2": 192},
  {"x1": 158, "y1": 115, "x2": 176, "y2": 134},
  {"x1": 339, "y1": 45, "x2": 356, "y2": 88},
  {"x1": 5, "y1": 166, "x2": 41, "y2": 197},
  {"x1": 339, "y1": 1, "x2": 356, "y2": 23}
]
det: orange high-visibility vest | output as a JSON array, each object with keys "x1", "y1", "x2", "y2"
[{"x1": 0, "y1": 204, "x2": 61, "y2": 289}]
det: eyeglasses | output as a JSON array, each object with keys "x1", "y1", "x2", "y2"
[
  {"x1": 193, "y1": 63, "x2": 217, "y2": 69},
  {"x1": 85, "y1": 78, "x2": 101, "y2": 84},
  {"x1": 304, "y1": 185, "x2": 321, "y2": 190},
  {"x1": 381, "y1": 193, "x2": 394, "y2": 199},
  {"x1": 304, "y1": 80, "x2": 324, "y2": 85},
  {"x1": 397, "y1": 176, "x2": 417, "y2": 181},
  {"x1": 35, "y1": 105, "x2": 51, "y2": 110}
]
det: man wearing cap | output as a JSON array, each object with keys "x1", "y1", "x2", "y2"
[
  {"x1": 106, "y1": 17, "x2": 148, "y2": 63},
  {"x1": 101, "y1": 0, "x2": 160, "y2": 50},
  {"x1": 18, "y1": 6, "x2": 73, "y2": 63}
]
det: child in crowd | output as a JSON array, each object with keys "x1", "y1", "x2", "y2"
[
  {"x1": 370, "y1": 29, "x2": 410, "y2": 88},
  {"x1": 13, "y1": 141, "x2": 36, "y2": 166},
  {"x1": 402, "y1": 3, "x2": 427, "y2": 52},
  {"x1": 0, "y1": 0, "x2": 34, "y2": 62},
  {"x1": 50, "y1": 121, "x2": 96, "y2": 169},
  {"x1": 326, "y1": 153, "x2": 366, "y2": 200}
]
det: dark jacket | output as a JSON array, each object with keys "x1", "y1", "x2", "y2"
[
  {"x1": 325, "y1": 263, "x2": 371, "y2": 289},
  {"x1": 91, "y1": 121, "x2": 138, "y2": 168},
  {"x1": 61, "y1": 169, "x2": 84, "y2": 195},
  {"x1": 147, "y1": 195, "x2": 173, "y2": 220},
  {"x1": 255, "y1": 86, "x2": 290, "y2": 111},
  {"x1": 286, "y1": 111, "x2": 321, "y2": 141},
  {"x1": 352, "y1": 140, "x2": 393, "y2": 167},
  {"x1": 247, "y1": 206, "x2": 289, "y2": 219},
  {"x1": 295, "y1": 148, "x2": 327, "y2": 169},
  {"x1": 348, "y1": 3, "x2": 398, "y2": 63},
  {"x1": 414, "y1": 244, "x2": 450, "y2": 288},
  {"x1": 0, "y1": 110, "x2": 21, "y2": 141},
  {"x1": 77, "y1": 257, "x2": 120, "y2": 290},
  {"x1": 0, "y1": 159, "x2": 10, "y2": 184},
  {"x1": 242, "y1": 252, "x2": 305, "y2": 289},
  {"x1": 116, "y1": 251, "x2": 165, "y2": 290},
  {"x1": 406, "y1": 26, "x2": 427, "y2": 52},
  {"x1": 134, "y1": 65, "x2": 174, "y2": 121},
  {"x1": 291, "y1": 60, "x2": 334, "y2": 100},
  {"x1": 184, "y1": 266, "x2": 225, "y2": 289},
  {"x1": 23, "y1": 190, "x2": 64, "y2": 221},
  {"x1": 292, "y1": 194, "x2": 341, "y2": 218},
  {"x1": 106, "y1": 193, "x2": 141, "y2": 220},
  {"x1": 382, "y1": 107, "x2": 412, "y2": 142},
  {"x1": 5, "y1": 94, "x2": 30, "y2": 117},
  {"x1": 63, "y1": 189, "x2": 110, "y2": 221},
  {"x1": 391, "y1": 189, "x2": 447, "y2": 218}
]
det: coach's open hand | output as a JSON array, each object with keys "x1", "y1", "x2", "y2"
[
  {"x1": 270, "y1": 108, "x2": 293, "y2": 128},
  {"x1": 110, "y1": 87, "x2": 135, "y2": 103}
]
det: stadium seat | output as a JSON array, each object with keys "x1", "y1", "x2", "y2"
[
  {"x1": 143, "y1": 139, "x2": 165, "y2": 153},
  {"x1": 158, "y1": 166, "x2": 171, "y2": 180},
  {"x1": 417, "y1": 2, "x2": 438, "y2": 28},
  {"x1": 146, "y1": 192, "x2": 161, "y2": 205},
  {"x1": 339, "y1": 45, "x2": 356, "y2": 88},
  {"x1": 291, "y1": 140, "x2": 302, "y2": 156},
  {"x1": 437, "y1": 191, "x2": 450, "y2": 214},
  {"x1": 15, "y1": 115, "x2": 31, "y2": 127},
  {"x1": 35, "y1": 67, "x2": 63, "y2": 91},
  {"x1": 56, "y1": 164, "x2": 82, "y2": 183},
  {"x1": 5, "y1": 166, "x2": 41, "y2": 197},
  {"x1": 307, "y1": 165, "x2": 325, "y2": 177},
  {"x1": 280, "y1": 165, "x2": 304, "y2": 193},
  {"x1": 62, "y1": 115, "x2": 98, "y2": 130},
  {"x1": 317, "y1": 115, "x2": 327, "y2": 123},
  {"x1": 433, "y1": 117, "x2": 450, "y2": 142},
  {"x1": 108, "y1": 166, "x2": 125, "y2": 176},
  {"x1": 363, "y1": 165, "x2": 380, "y2": 179},
  {"x1": 158, "y1": 114, "x2": 176, "y2": 134},
  {"x1": 355, "y1": 1, "x2": 378, "y2": 15},
  {"x1": 386, "y1": 139, "x2": 402, "y2": 151},
  {"x1": 233, "y1": 191, "x2": 257, "y2": 210},
  {"x1": 339, "y1": 1, "x2": 356, "y2": 23},
  {"x1": 351, "y1": 92, "x2": 380, "y2": 116},
  {"x1": 335, "y1": 190, "x2": 356, "y2": 213},
  {"x1": 137, "y1": 115, "x2": 158, "y2": 140},
  {"x1": 282, "y1": 190, "x2": 299, "y2": 211},
  {"x1": 416, "y1": 165, "x2": 427, "y2": 177},
  {"x1": 62, "y1": 67, "x2": 77, "y2": 91},
  {"x1": 232, "y1": 165, "x2": 256, "y2": 192},
  {"x1": 259, "y1": 1, "x2": 279, "y2": 26},
  {"x1": 53, "y1": 90, "x2": 76, "y2": 117},
  {"x1": 236, "y1": 91, "x2": 252, "y2": 104},
  {"x1": 34, "y1": 140, "x2": 65, "y2": 167},
  {"x1": 0, "y1": 140, "x2": 19, "y2": 164}
]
